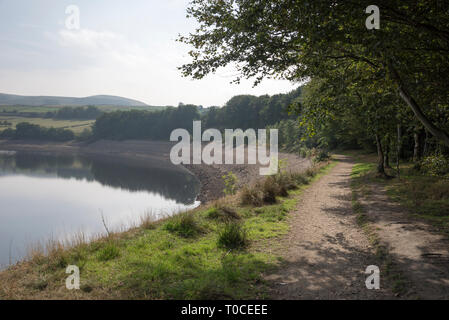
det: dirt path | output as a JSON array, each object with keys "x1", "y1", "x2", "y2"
[
  {"x1": 361, "y1": 183, "x2": 449, "y2": 299},
  {"x1": 266, "y1": 156, "x2": 394, "y2": 299}
]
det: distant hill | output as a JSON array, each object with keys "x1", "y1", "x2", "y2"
[{"x1": 0, "y1": 93, "x2": 147, "y2": 107}]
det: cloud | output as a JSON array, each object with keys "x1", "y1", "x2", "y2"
[
  {"x1": 57, "y1": 28, "x2": 150, "y2": 67},
  {"x1": 58, "y1": 29, "x2": 120, "y2": 49}
]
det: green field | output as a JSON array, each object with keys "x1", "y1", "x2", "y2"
[
  {"x1": 0, "y1": 105, "x2": 168, "y2": 113},
  {"x1": 0, "y1": 115, "x2": 94, "y2": 134},
  {"x1": 0, "y1": 105, "x2": 170, "y2": 135}
]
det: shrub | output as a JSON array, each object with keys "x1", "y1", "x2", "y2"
[
  {"x1": 274, "y1": 173, "x2": 296, "y2": 191},
  {"x1": 420, "y1": 154, "x2": 449, "y2": 177},
  {"x1": 0, "y1": 128, "x2": 15, "y2": 138},
  {"x1": 77, "y1": 128, "x2": 93, "y2": 141},
  {"x1": 222, "y1": 171, "x2": 238, "y2": 195},
  {"x1": 291, "y1": 172, "x2": 309, "y2": 185},
  {"x1": 240, "y1": 185, "x2": 264, "y2": 207},
  {"x1": 305, "y1": 167, "x2": 318, "y2": 178},
  {"x1": 314, "y1": 149, "x2": 330, "y2": 163},
  {"x1": 241, "y1": 173, "x2": 298, "y2": 206},
  {"x1": 262, "y1": 177, "x2": 279, "y2": 204},
  {"x1": 217, "y1": 222, "x2": 248, "y2": 250},
  {"x1": 164, "y1": 213, "x2": 201, "y2": 238}
]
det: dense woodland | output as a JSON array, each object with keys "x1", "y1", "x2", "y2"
[
  {"x1": 92, "y1": 88, "x2": 300, "y2": 139},
  {"x1": 177, "y1": 0, "x2": 449, "y2": 176}
]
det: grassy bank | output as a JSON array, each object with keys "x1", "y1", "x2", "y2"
[{"x1": 0, "y1": 160, "x2": 334, "y2": 300}]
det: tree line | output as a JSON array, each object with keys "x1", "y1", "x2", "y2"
[
  {"x1": 0, "y1": 106, "x2": 104, "y2": 120},
  {"x1": 92, "y1": 89, "x2": 300, "y2": 140},
  {"x1": 0, "y1": 89, "x2": 300, "y2": 142},
  {"x1": 0, "y1": 122, "x2": 75, "y2": 141},
  {"x1": 49, "y1": 106, "x2": 103, "y2": 120},
  {"x1": 179, "y1": 0, "x2": 449, "y2": 175}
]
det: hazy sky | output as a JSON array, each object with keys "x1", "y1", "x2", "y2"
[{"x1": 0, "y1": 0, "x2": 297, "y2": 106}]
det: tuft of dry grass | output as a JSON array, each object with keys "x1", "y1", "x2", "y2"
[
  {"x1": 206, "y1": 200, "x2": 241, "y2": 221},
  {"x1": 240, "y1": 184, "x2": 264, "y2": 207},
  {"x1": 239, "y1": 169, "x2": 314, "y2": 207},
  {"x1": 139, "y1": 211, "x2": 159, "y2": 230}
]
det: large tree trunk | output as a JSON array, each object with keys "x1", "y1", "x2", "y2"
[
  {"x1": 398, "y1": 86, "x2": 449, "y2": 147},
  {"x1": 375, "y1": 134, "x2": 385, "y2": 175},
  {"x1": 389, "y1": 63, "x2": 449, "y2": 147}
]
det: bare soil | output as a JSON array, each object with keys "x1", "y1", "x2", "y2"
[
  {"x1": 360, "y1": 182, "x2": 449, "y2": 299},
  {"x1": 266, "y1": 156, "x2": 394, "y2": 299},
  {"x1": 267, "y1": 155, "x2": 449, "y2": 299}
]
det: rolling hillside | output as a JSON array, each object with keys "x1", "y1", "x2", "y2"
[{"x1": 0, "y1": 93, "x2": 147, "y2": 107}]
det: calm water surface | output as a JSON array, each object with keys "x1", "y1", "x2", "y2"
[{"x1": 0, "y1": 151, "x2": 200, "y2": 268}]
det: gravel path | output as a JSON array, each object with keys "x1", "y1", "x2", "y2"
[{"x1": 266, "y1": 156, "x2": 394, "y2": 299}]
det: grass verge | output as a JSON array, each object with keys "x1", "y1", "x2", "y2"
[{"x1": 0, "y1": 161, "x2": 335, "y2": 300}]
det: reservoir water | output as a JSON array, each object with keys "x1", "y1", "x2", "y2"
[{"x1": 0, "y1": 151, "x2": 200, "y2": 268}]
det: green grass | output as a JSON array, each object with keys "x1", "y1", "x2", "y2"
[
  {"x1": 0, "y1": 115, "x2": 94, "y2": 134},
  {"x1": 54, "y1": 212, "x2": 282, "y2": 299},
  {"x1": 0, "y1": 161, "x2": 335, "y2": 300},
  {"x1": 0, "y1": 105, "x2": 167, "y2": 113},
  {"x1": 97, "y1": 242, "x2": 121, "y2": 261},
  {"x1": 217, "y1": 222, "x2": 248, "y2": 250},
  {"x1": 0, "y1": 105, "x2": 169, "y2": 135},
  {"x1": 163, "y1": 213, "x2": 203, "y2": 238}
]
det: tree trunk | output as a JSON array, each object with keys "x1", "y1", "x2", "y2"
[
  {"x1": 413, "y1": 130, "x2": 421, "y2": 162},
  {"x1": 396, "y1": 124, "x2": 401, "y2": 178},
  {"x1": 375, "y1": 134, "x2": 385, "y2": 175},
  {"x1": 384, "y1": 137, "x2": 391, "y2": 168},
  {"x1": 423, "y1": 129, "x2": 430, "y2": 156},
  {"x1": 388, "y1": 62, "x2": 449, "y2": 147},
  {"x1": 399, "y1": 86, "x2": 449, "y2": 147}
]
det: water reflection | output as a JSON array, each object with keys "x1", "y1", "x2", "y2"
[
  {"x1": 0, "y1": 151, "x2": 201, "y2": 268},
  {"x1": 0, "y1": 152, "x2": 200, "y2": 204}
]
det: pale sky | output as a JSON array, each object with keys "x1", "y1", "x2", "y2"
[{"x1": 0, "y1": 0, "x2": 297, "y2": 107}]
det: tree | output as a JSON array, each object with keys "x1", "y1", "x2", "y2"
[{"x1": 179, "y1": 0, "x2": 449, "y2": 146}]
